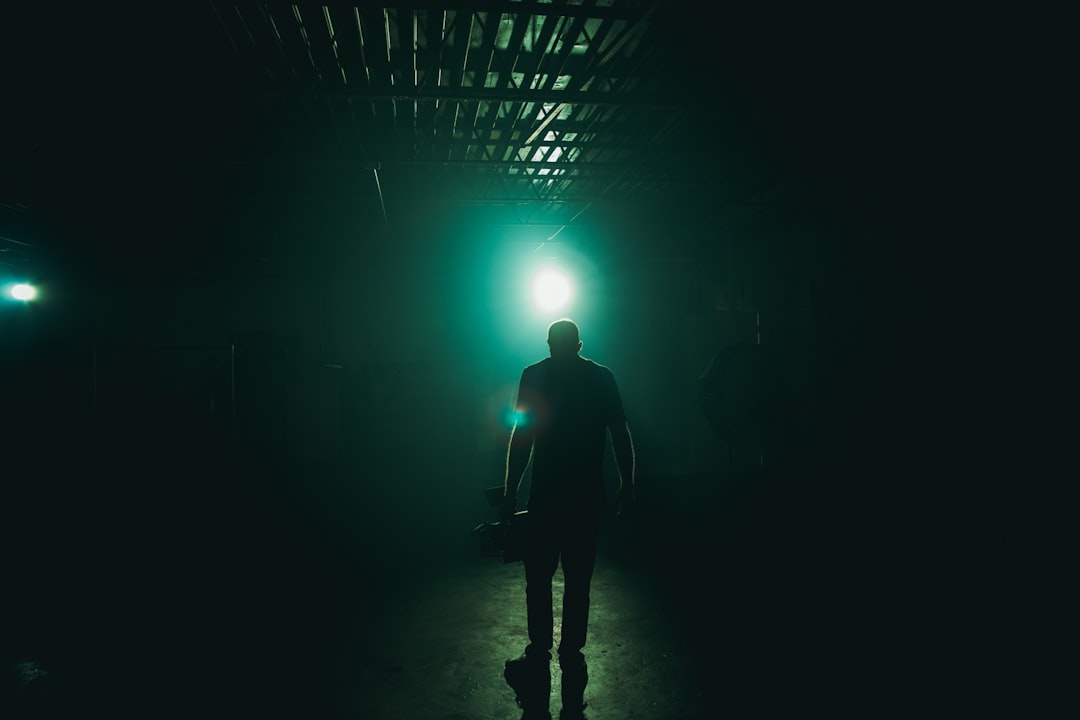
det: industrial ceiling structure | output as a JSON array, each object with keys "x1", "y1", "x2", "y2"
[
  {"x1": 208, "y1": 1, "x2": 738, "y2": 228},
  {"x1": 2, "y1": 1, "x2": 794, "y2": 278}
]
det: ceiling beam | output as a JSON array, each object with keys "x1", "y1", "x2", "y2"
[
  {"x1": 214, "y1": 1, "x2": 639, "y2": 22},
  {"x1": 268, "y1": 85, "x2": 685, "y2": 107}
]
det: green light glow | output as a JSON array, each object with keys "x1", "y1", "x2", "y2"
[{"x1": 532, "y1": 270, "x2": 571, "y2": 313}]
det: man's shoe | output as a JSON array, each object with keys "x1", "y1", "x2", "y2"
[
  {"x1": 505, "y1": 655, "x2": 551, "y2": 710},
  {"x1": 559, "y1": 656, "x2": 588, "y2": 718}
]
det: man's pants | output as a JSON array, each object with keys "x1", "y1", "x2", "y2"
[{"x1": 522, "y1": 510, "x2": 601, "y2": 665}]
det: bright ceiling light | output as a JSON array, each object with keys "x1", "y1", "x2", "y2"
[{"x1": 532, "y1": 270, "x2": 571, "y2": 313}]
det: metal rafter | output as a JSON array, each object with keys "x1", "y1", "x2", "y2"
[{"x1": 207, "y1": 0, "x2": 704, "y2": 224}]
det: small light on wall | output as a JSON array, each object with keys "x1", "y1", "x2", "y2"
[{"x1": 9, "y1": 283, "x2": 38, "y2": 302}]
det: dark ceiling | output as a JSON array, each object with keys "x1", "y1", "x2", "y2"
[
  {"x1": 1, "y1": 1, "x2": 829, "y2": 280},
  {"x1": 4, "y1": 2, "x2": 1044, "y2": 288}
]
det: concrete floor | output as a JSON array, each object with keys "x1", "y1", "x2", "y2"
[
  {"x1": 4, "y1": 444, "x2": 1051, "y2": 720},
  {"x1": 0, "y1": 464, "x2": 872, "y2": 720},
  {"x1": 344, "y1": 539, "x2": 699, "y2": 720},
  {"x1": 4, "y1": 502, "x2": 705, "y2": 720}
]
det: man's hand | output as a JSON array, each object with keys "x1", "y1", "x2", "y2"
[{"x1": 615, "y1": 485, "x2": 636, "y2": 517}]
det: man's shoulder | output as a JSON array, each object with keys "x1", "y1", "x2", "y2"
[
  {"x1": 522, "y1": 356, "x2": 616, "y2": 379},
  {"x1": 519, "y1": 358, "x2": 548, "y2": 386},
  {"x1": 522, "y1": 358, "x2": 550, "y2": 374},
  {"x1": 579, "y1": 356, "x2": 615, "y2": 378}
]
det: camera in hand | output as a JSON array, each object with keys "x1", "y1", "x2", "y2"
[{"x1": 473, "y1": 486, "x2": 528, "y2": 563}]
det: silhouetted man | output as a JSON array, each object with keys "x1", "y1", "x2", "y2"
[{"x1": 502, "y1": 318, "x2": 636, "y2": 720}]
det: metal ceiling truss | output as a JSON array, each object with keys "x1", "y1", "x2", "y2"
[{"x1": 211, "y1": 1, "x2": 700, "y2": 225}]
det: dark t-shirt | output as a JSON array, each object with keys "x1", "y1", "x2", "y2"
[{"x1": 515, "y1": 355, "x2": 626, "y2": 512}]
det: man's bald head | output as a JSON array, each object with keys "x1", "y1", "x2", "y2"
[{"x1": 547, "y1": 318, "x2": 582, "y2": 358}]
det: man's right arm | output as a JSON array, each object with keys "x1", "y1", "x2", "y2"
[
  {"x1": 503, "y1": 423, "x2": 533, "y2": 519},
  {"x1": 503, "y1": 371, "x2": 535, "y2": 520}
]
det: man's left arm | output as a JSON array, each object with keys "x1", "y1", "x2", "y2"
[
  {"x1": 609, "y1": 421, "x2": 636, "y2": 515},
  {"x1": 603, "y1": 369, "x2": 636, "y2": 515}
]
